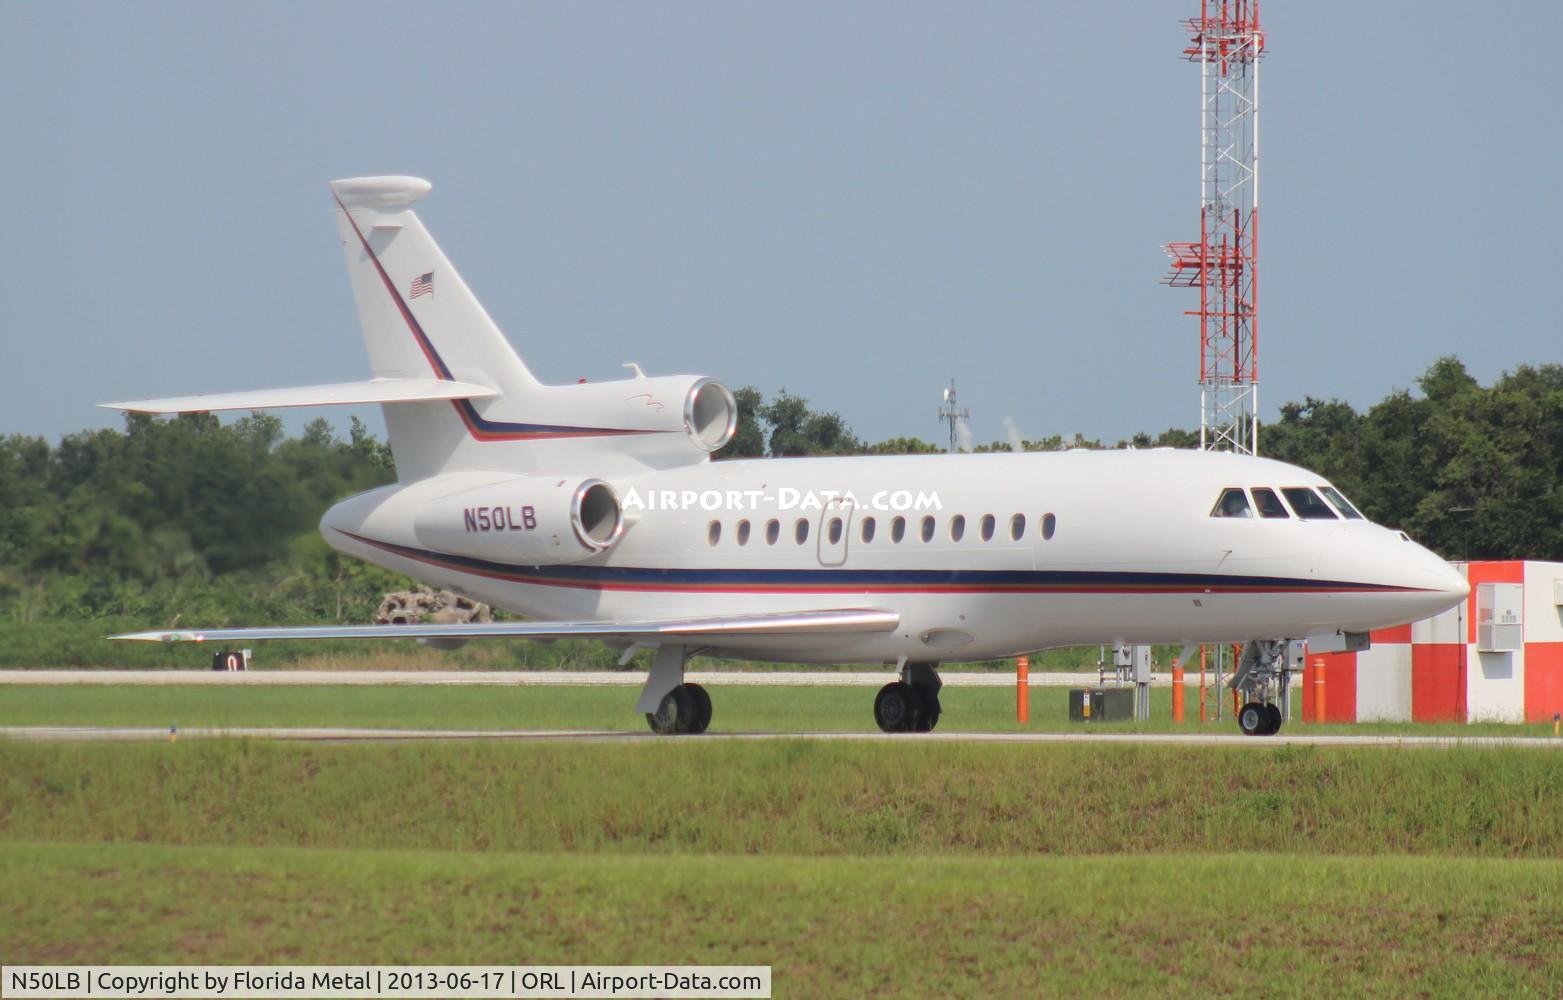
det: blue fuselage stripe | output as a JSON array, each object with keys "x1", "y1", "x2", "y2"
[{"x1": 337, "y1": 531, "x2": 1417, "y2": 594}]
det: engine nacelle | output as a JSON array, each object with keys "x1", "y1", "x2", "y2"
[
  {"x1": 412, "y1": 475, "x2": 624, "y2": 564},
  {"x1": 523, "y1": 375, "x2": 738, "y2": 455}
]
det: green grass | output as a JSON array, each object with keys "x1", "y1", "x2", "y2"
[
  {"x1": 4, "y1": 740, "x2": 1561, "y2": 858},
  {"x1": 3, "y1": 842, "x2": 1560, "y2": 997},
  {"x1": 5, "y1": 687, "x2": 1559, "y2": 996},
  {"x1": 2, "y1": 682, "x2": 1556, "y2": 737}
]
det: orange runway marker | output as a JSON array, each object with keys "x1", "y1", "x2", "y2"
[{"x1": 1016, "y1": 656, "x2": 1030, "y2": 725}]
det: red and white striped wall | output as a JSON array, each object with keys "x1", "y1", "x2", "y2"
[{"x1": 1303, "y1": 560, "x2": 1563, "y2": 724}]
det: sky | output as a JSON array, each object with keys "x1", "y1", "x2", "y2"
[{"x1": 3, "y1": 1, "x2": 1559, "y2": 449}]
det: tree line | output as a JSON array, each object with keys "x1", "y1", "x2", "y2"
[{"x1": 1, "y1": 356, "x2": 1559, "y2": 626}]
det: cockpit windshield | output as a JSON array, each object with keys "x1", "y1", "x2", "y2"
[
  {"x1": 1282, "y1": 487, "x2": 1338, "y2": 520},
  {"x1": 1319, "y1": 486, "x2": 1364, "y2": 520},
  {"x1": 1212, "y1": 485, "x2": 1361, "y2": 522},
  {"x1": 1210, "y1": 488, "x2": 1252, "y2": 518},
  {"x1": 1251, "y1": 487, "x2": 1290, "y2": 519}
]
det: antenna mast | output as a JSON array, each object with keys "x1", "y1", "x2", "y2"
[
  {"x1": 1164, "y1": 1, "x2": 1264, "y2": 454},
  {"x1": 938, "y1": 379, "x2": 970, "y2": 454}
]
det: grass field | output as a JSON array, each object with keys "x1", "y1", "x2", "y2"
[
  {"x1": 2, "y1": 682, "x2": 1557, "y2": 737},
  {"x1": 4, "y1": 842, "x2": 1560, "y2": 997},
  {"x1": 5, "y1": 691, "x2": 1562, "y2": 996},
  {"x1": 3, "y1": 740, "x2": 1562, "y2": 857}
]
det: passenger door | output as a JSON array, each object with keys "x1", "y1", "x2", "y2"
[{"x1": 817, "y1": 496, "x2": 854, "y2": 566}]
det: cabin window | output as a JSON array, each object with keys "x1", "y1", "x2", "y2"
[
  {"x1": 1282, "y1": 487, "x2": 1338, "y2": 520},
  {"x1": 891, "y1": 516, "x2": 906, "y2": 543},
  {"x1": 861, "y1": 516, "x2": 876, "y2": 543},
  {"x1": 827, "y1": 517, "x2": 844, "y2": 545},
  {"x1": 1041, "y1": 512, "x2": 1057, "y2": 540},
  {"x1": 765, "y1": 518, "x2": 781, "y2": 545},
  {"x1": 795, "y1": 518, "x2": 811, "y2": 543},
  {"x1": 1211, "y1": 488, "x2": 1252, "y2": 518},
  {"x1": 950, "y1": 514, "x2": 966, "y2": 542},
  {"x1": 1320, "y1": 486, "x2": 1365, "y2": 520},
  {"x1": 920, "y1": 516, "x2": 936, "y2": 542},
  {"x1": 707, "y1": 520, "x2": 721, "y2": 545},
  {"x1": 1010, "y1": 514, "x2": 1026, "y2": 540},
  {"x1": 980, "y1": 514, "x2": 996, "y2": 541},
  {"x1": 1251, "y1": 487, "x2": 1290, "y2": 519},
  {"x1": 736, "y1": 519, "x2": 751, "y2": 545}
]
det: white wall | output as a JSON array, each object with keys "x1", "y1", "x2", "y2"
[
  {"x1": 1466, "y1": 647, "x2": 1524, "y2": 722},
  {"x1": 1355, "y1": 643, "x2": 1412, "y2": 721},
  {"x1": 1524, "y1": 561, "x2": 1563, "y2": 644}
]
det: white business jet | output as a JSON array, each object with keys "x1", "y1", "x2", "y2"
[{"x1": 108, "y1": 177, "x2": 1469, "y2": 736}]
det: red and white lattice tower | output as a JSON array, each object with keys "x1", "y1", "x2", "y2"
[{"x1": 1164, "y1": 2, "x2": 1264, "y2": 454}]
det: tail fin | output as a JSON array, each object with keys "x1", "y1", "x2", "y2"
[{"x1": 331, "y1": 176, "x2": 539, "y2": 479}]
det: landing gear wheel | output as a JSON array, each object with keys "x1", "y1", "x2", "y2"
[
  {"x1": 684, "y1": 682, "x2": 713, "y2": 735},
  {"x1": 1238, "y1": 701, "x2": 1269, "y2": 737},
  {"x1": 874, "y1": 682, "x2": 925, "y2": 733},
  {"x1": 646, "y1": 685, "x2": 699, "y2": 735},
  {"x1": 1264, "y1": 703, "x2": 1283, "y2": 735}
]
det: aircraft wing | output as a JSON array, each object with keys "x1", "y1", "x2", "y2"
[
  {"x1": 111, "y1": 608, "x2": 900, "y2": 644},
  {"x1": 101, "y1": 377, "x2": 498, "y2": 414}
]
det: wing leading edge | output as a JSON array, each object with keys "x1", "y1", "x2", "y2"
[
  {"x1": 101, "y1": 377, "x2": 498, "y2": 414},
  {"x1": 111, "y1": 608, "x2": 900, "y2": 644}
]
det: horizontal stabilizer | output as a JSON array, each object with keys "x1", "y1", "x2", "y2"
[
  {"x1": 101, "y1": 377, "x2": 498, "y2": 414},
  {"x1": 112, "y1": 608, "x2": 900, "y2": 644}
]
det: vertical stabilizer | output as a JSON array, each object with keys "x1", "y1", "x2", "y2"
[
  {"x1": 328, "y1": 176, "x2": 725, "y2": 481},
  {"x1": 330, "y1": 176, "x2": 539, "y2": 479}
]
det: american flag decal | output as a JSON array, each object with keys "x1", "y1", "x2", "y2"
[{"x1": 409, "y1": 271, "x2": 434, "y2": 299}]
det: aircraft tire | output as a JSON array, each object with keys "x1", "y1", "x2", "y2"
[
  {"x1": 1238, "y1": 701, "x2": 1269, "y2": 737},
  {"x1": 874, "y1": 681, "x2": 925, "y2": 733},
  {"x1": 685, "y1": 682, "x2": 713, "y2": 734},
  {"x1": 646, "y1": 685, "x2": 698, "y2": 735},
  {"x1": 1264, "y1": 702, "x2": 1283, "y2": 735}
]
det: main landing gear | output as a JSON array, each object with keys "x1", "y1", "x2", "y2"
[
  {"x1": 874, "y1": 662, "x2": 942, "y2": 733},
  {"x1": 638, "y1": 645, "x2": 713, "y2": 735},
  {"x1": 647, "y1": 682, "x2": 712, "y2": 735}
]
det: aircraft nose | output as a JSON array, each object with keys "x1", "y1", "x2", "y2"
[
  {"x1": 1323, "y1": 528, "x2": 1468, "y2": 625},
  {"x1": 1423, "y1": 549, "x2": 1470, "y2": 606},
  {"x1": 1396, "y1": 537, "x2": 1468, "y2": 620}
]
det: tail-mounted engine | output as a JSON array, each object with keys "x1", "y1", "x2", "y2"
[{"x1": 412, "y1": 475, "x2": 624, "y2": 564}]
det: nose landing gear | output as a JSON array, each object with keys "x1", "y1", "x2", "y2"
[
  {"x1": 1238, "y1": 700, "x2": 1283, "y2": 736},
  {"x1": 1230, "y1": 640, "x2": 1302, "y2": 736}
]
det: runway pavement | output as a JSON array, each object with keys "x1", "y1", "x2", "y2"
[
  {"x1": 0, "y1": 669, "x2": 1285, "y2": 687},
  {"x1": 3, "y1": 725, "x2": 1560, "y2": 748},
  {"x1": 0, "y1": 669, "x2": 1109, "y2": 687}
]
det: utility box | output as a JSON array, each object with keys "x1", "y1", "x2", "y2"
[
  {"x1": 1068, "y1": 687, "x2": 1136, "y2": 722},
  {"x1": 1476, "y1": 583, "x2": 1523, "y2": 652}
]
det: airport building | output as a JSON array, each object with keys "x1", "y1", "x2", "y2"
[{"x1": 1307, "y1": 560, "x2": 1563, "y2": 724}]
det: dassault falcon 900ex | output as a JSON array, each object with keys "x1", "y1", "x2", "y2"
[{"x1": 108, "y1": 176, "x2": 1469, "y2": 736}]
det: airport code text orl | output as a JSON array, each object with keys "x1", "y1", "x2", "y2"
[{"x1": 1, "y1": 965, "x2": 772, "y2": 998}]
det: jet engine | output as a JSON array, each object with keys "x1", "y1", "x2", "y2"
[
  {"x1": 412, "y1": 475, "x2": 624, "y2": 565},
  {"x1": 515, "y1": 374, "x2": 738, "y2": 456}
]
